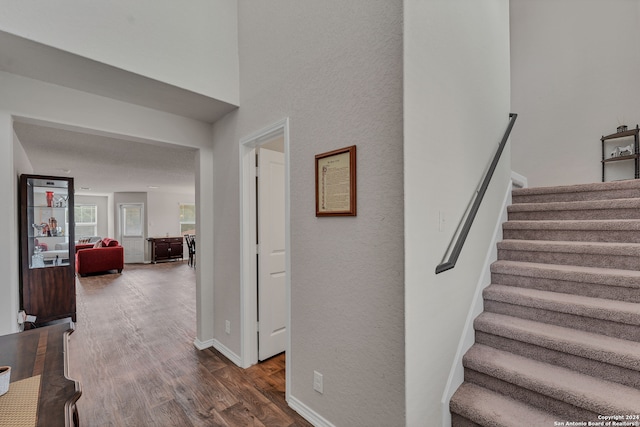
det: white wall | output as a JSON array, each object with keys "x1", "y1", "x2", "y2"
[
  {"x1": 212, "y1": 1, "x2": 405, "y2": 425},
  {"x1": 511, "y1": 0, "x2": 640, "y2": 187},
  {"x1": 0, "y1": 0, "x2": 239, "y2": 105},
  {"x1": 0, "y1": 121, "x2": 32, "y2": 335},
  {"x1": 404, "y1": 1, "x2": 511, "y2": 425},
  {"x1": 13, "y1": 131, "x2": 32, "y2": 176},
  {"x1": 0, "y1": 72, "x2": 215, "y2": 345},
  {"x1": 147, "y1": 191, "x2": 195, "y2": 239}
]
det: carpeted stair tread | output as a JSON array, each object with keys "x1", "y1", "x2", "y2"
[
  {"x1": 513, "y1": 179, "x2": 640, "y2": 195},
  {"x1": 503, "y1": 219, "x2": 640, "y2": 243},
  {"x1": 491, "y1": 260, "x2": 640, "y2": 290},
  {"x1": 508, "y1": 197, "x2": 640, "y2": 216},
  {"x1": 452, "y1": 180, "x2": 640, "y2": 423},
  {"x1": 508, "y1": 199, "x2": 640, "y2": 221},
  {"x1": 463, "y1": 344, "x2": 640, "y2": 414},
  {"x1": 498, "y1": 240, "x2": 640, "y2": 270},
  {"x1": 474, "y1": 312, "x2": 640, "y2": 372},
  {"x1": 483, "y1": 284, "x2": 640, "y2": 326},
  {"x1": 450, "y1": 382, "x2": 557, "y2": 426},
  {"x1": 512, "y1": 179, "x2": 640, "y2": 203},
  {"x1": 497, "y1": 239, "x2": 640, "y2": 255},
  {"x1": 503, "y1": 219, "x2": 640, "y2": 231},
  {"x1": 490, "y1": 260, "x2": 640, "y2": 302}
]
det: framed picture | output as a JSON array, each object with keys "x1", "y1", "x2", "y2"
[{"x1": 315, "y1": 145, "x2": 357, "y2": 216}]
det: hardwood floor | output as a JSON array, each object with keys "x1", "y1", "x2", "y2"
[{"x1": 68, "y1": 262, "x2": 311, "y2": 427}]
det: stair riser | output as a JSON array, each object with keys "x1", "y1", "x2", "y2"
[
  {"x1": 497, "y1": 248, "x2": 640, "y2": 270},
  {"x1": 463, "y1": 369, "x2": 599, "y2": 420},
  {"x1": 475, "y1": 331, "x2": 640, "y2": 389},
  {"x1": 491, "y1": 272, "x2": 640, "y2": 303},
  {"x1": 512, "y1": 188, "x2": 640, "y2": 204},
  {"x1": 502, "y1": 228, "x2": 640, "y2": 243},
  {"x1": 451, "y1": 414, "x2": 481, "y2": 427},
  {"x1": 453, "y1": 181, "x2": 640, "y2": 424},
  {"x1": 484, "y1": 300, "x2": 640, "y2": 342},
  {"x1": 508, "y1": 209, "x2": 640, "y2": 221}
]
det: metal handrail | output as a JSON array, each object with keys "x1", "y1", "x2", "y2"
[{"x1": 435, "y1": 113, "x2": 518, "y2": 274}]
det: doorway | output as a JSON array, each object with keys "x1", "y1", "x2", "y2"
[
  {"x1": 240, "y1": 118, "x2": 291, "y2": 399},
  {"x1": 10, "y1": 111, "x2": 207, "y2": 346}
]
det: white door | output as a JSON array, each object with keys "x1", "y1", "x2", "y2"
[
  {"x1": 258, "y1": 148, "x2": 287, "y2": 360},
  {"x1": 119, "y1": 203, "x2": 145, "y2": 263}
]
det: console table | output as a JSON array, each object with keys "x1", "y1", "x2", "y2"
[
  {"x1": 147, "y1": 237, "x2": 184, "y2": 263},
  {"x1": 0, "y1": 322, "x2": 81, "y2": 426}
]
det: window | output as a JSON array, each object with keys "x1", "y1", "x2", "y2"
[
  {"x1": 180, "y1": 203, "x2": 196, "y2": 235},
  {"x1": 74, "y1": 204, "x2": 98, "y2": 238},
  {"x1": 121, "y1": 204, "x2": 144, "y2": 237}
]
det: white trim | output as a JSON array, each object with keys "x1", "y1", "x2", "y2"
[
  {"x1": 238, "y1": 117, "x2": 291, "y2": 410},
  {"x1": 194, "y1": 338, "x2": 244, "y2": 368},
  {"x1": 212, "y1": 339, "x2": 243, "y2": 367},
  {"x1": 511, "y1": 170, "x2": 528, "y2": 189},
  {"x1": 193, "y1": 338, "x2": 214, "y2": 350},
  {"x1": 239, "y1": 140, "x2": 258, "y2": 368},
  {"x1": 440, "y1": 178, "x2": 512, "y2": 427},
  {"x1": 288, "y1": 395, "x2": 337, "y2": 427}
]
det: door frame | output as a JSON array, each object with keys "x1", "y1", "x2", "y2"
[{"x1": 239, "y1": 118, "x2": 290, "y2": 384}]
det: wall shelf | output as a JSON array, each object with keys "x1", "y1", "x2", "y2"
[{"x1": 601, "y1": 125, "x2": 640, "y2": 182}]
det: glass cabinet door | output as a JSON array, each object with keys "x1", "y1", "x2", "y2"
[{"x1": 26, "y1": 177, "x2": 72, "y2": 268}]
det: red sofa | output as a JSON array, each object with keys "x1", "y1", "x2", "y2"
[{"x1": 75, "y1": 238, "x2": 124, "y2": 277}]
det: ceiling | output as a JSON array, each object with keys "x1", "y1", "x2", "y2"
[
  {"x1": 14, "y1": 121, "x2": 197, "y2": 196},
  {"x1": 0, "y1": 29, "x2": 232, "y2": 197},
  {"x1": 0, "y1": 30, "x2": 238, "y2": 123}
]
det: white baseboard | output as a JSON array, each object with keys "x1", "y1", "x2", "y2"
[
  {"x1": 194, "y1": 337, "x2": 243, "y2": 368},
  {"x1": 193, "y1": 338, "x2": 214, "y2": 351},
  {"x1": 212, "y1": 339, "x2": 243, "y2": 367},
  {"x1": 288, "y1": 395, "x2": 337, "y2": 427},
  {"x1": 440, "y1": 177, "x2": 513, "y2": 427}
]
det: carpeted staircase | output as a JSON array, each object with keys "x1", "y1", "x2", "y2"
[{"x1": 450, "y1": 179, "x2": 640, "y2": 426}]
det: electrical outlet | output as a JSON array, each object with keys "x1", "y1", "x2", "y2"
[
  {"x1": 313, "y1": 371, "x2": 323, "y2": 394},
  {"x1": 438, "y1": 211, "x2": 446, "y2": 232},
  {"x1": 225, "y1": 320, "x2": 231, "y2": 335}
]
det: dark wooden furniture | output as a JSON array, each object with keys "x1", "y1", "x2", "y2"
[
  {"x1": 19, "y1": 175, "x2": 76, "y2": 326},
  {"x1": 0, "y1": 322, "x2": 81, "y2": 426},
  {"x1": 184, "y1": 234, "x2": 196, "y2": 267},
  {"x1": 601, "y1": 125, "x2": 640, "y2": 182},
  {"x1": 147, "y1": 237, "x2": 183, "y2": 263}
]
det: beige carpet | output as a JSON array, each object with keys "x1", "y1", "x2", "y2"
[{"x1": 450, "y1": 179, "x2": 640, "y2": 425}]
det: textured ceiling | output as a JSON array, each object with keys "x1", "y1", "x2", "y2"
[{"x1": 14, "y1": 121, "x2": 196, "y2": 196}]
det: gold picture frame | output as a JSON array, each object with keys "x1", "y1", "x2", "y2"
[{"x1": 315, "y1": 145, "x2": 357, "y2": 216}]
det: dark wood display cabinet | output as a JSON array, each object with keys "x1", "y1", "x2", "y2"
[
  {"x1": 147, "y1": 237, "x2": 183, "y2": 263},
  {"x1": 19, "y1": 174, "x2": 76, "y2": 326}
]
